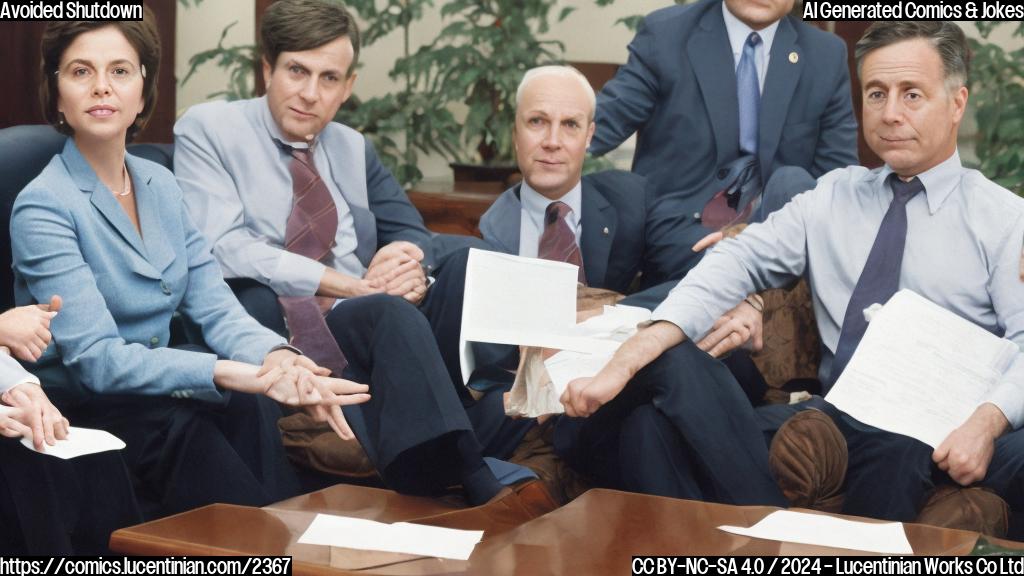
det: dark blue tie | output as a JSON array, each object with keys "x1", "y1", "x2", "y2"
[
  {"x1": 827, "y1": 175, "x2": 924, "y2": 389},
  {"x1": 737, "y1": 32, "x2": 762, "y2": 154}
]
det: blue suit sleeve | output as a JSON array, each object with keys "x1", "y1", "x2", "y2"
[
  {"x1": 175, "y1": 197, "x2": 286, "y2": 365},
  {"x1": 809, "y1": 42, "x2": 859, "y2": 176},
  {"x1": 10, "y1": 186, "x2": 220, "y2": 399},
  {"x1": 364, "y1": 139, "x2": 436, "y2": 268},
  {"x1": 591, "y1": 18, "x2": 661, "y2": 157}
]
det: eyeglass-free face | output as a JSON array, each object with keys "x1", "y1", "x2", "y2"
[{"x1": 56, "y1": 25, "x2": 145, "y2": 144}]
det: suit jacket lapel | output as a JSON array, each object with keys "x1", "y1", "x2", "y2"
[
  {"x1": 688, "y1": 5, "x2": 739, "y2": 163},
  {"x1": 62, "y1": 140, "x2": 149, "y2": 263},
  {"x1": 131, "y1": 158, "x2": 175, "y2": 276},
  {"x1": 758, "y1": 16, "x2": 801, "y2": 179},
  {"x1": 580, "y1": 179, "x2": 614, "y2": 288},
  {"x1": 487, "y1": 185, "x2": 523, "y2": 255}
]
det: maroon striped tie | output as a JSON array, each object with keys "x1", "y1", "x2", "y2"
[
  {"x1": 279, "y1": 147, "x2": 348, "y2": 376},
  {"x1": 538, "y1": 201, "x2": 586, "y2": 284}
]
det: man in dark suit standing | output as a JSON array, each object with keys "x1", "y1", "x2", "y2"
[{"x1": 592, "y1": 0, "x2": 858, "y2": 273}]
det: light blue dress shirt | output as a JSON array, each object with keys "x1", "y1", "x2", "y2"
[
  {"x1": 517, "y1": 180, "x2": 583, "y2": 258},
  {"x1": 176, "y1": 97, "x2": 366, "y2": 297},
  {"x1": 721, "y1": 1, "x2": 778, "y2": 94},
  {"x1": 652, "y1": 151, "x2": 1024, "y2": 428}
]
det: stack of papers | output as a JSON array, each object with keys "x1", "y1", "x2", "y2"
[
  {"x1": 460, "y1": 249, "x2": 651, "y2": 417},
  {"x1": 827, "y1": 290, "x2": 1017, "y2": 448}
]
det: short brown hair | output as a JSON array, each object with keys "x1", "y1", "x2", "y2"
[
  {"x1": 855, "y1": 21, "x2": 971, "y2": 92},
  {"x1": 260, "y1": 0, "x2": 360, "y2": 75},
  {"x1": 39, "y1": 5, "x2": 161, "y2": 142}
]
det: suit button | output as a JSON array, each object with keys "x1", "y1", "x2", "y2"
[
  {"x1": 150, "y1": 337, "x2": 160, "y2": 346},
  {"x1": 160, "y1": 281, "x2": 171, "y2": 295},
  {"x1": 717, "y1": 168, "x2": 729, "y2": 180}
]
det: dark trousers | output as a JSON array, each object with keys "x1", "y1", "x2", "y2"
[
  {"x1": 0, "y1": 439, "x2": 142, "y2": 554},
  {"x1": 558, "y1": 340, "x2": 789, "y2": 507},
  {"x1": 756, "y1": 400, "x2": 1024, "y2": 521},
  {"x1": 64, "y1": 390, "x2": 301, "y2": 519},
  {"x1": 229, "y1": 249, "x2": 532, "y2": 491}
]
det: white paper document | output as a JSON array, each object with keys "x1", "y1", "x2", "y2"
[
  {"x1": 15, "y1": 427, "x2": 124, "y2": 460},
  {"x1": 718, "y1": 510, "x2": 912, "y2": 554},
  {"x1": 297, "y1": 513, "x2": 483, "y2": 561},
  {"x1": 503, "y1": 305, "x2": 653, "y2": 417},
  {"x1": 459, "y1": 249, "x2": 617, "y2": 384},
  {"x1": 826, "y1": 290, "x2": 1018, "y2": 448}
]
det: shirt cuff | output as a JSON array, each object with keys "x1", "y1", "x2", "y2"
[
  {"x1": 984, "y1": 379, "x2": 1024, "y2": 430},
  {"x1": 270, "y1": 251, "x2": 327, "y2": 297},
  {"x1": 650, "y1": 292, "x2": 718, "y2": 343}
]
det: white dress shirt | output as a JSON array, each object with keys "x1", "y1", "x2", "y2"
[
  {"x1": 653, "y1": 151, "x2": 1024, "y2": 428},
  {"x1": 722, "y1": 1, "x2": 779, "y2": 94},
  {"x1": 0, "y1": 354, "x2": 38, "y2": 396}
]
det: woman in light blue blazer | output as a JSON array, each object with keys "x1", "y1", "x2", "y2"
[{"x1": 10, "y1": 11, "x2": 369, "y2": 519}]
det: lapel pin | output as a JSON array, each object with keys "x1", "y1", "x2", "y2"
[
  {"x1": 789, "y1": 52, "x2": 799, "y2": 64},
  {"x1": 602, "y1": 227, "x2": 610, "y2": 235}
]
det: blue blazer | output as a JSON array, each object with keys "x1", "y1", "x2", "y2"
[
  {"x1": 591, "y1": 0, "x2": 858, "y2": 210},
  {"x1": 11, "y1": 139, "x2": 285, "y2": 402},
  {"x1": 479, "y1": 170, "x2": 683, "y2": 310}
]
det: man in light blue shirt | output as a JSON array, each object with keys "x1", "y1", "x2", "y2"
[
  {"x1": 175, "y1": 0, "x2": 548, "y2": 513},
  {"x1": 564, "y1": 21, "x2": 1024, "y2": 522}
]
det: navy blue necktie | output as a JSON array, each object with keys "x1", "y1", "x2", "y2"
[
  {"x1": 827, "y1": 175, "x2": 924, "y2": 388},
  {"x1": 737, "y1": 32, "x2": 762, "y2": 154}
]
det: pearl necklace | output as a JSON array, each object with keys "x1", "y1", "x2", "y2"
[{"x1": 118, "y1": 162, "x2": 132, "y2": 197}]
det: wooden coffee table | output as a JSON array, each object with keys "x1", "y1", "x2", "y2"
[{"x1": 110, "y1": 485, "x2": 1023, "y2": 575}]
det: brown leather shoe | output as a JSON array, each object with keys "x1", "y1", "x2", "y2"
[
  {"x1": 916, "y1": 485, "x2": 1009, "y2": 537},
  {"x1": 411, "y1": 479, "x2": 559, "y2": 535},
  {"x1": 769, "y1": 409, "x2": 847, "y2": 512}
]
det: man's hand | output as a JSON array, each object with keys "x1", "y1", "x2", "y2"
[
  {"x1": 1, "y1": 383, "x2": 69, "y2": 450},
  {"x1": 319, "y1": 268, "x2": 383, "y2": 300},
  {"x1": 365, "y1": 241, "x2": 428, "y2": 304},
  {"x1": 692, "y1": 231, "x2": 725, "y2": 253},
  {"x1": 560, "y1": 321, "x2": 687, "y2": 418},
  {"x1": 697, "y1": 296, "x2": 764, "y2": 358},
  {"x1": 933, "y1": 403, "x2": 1009, "y2": 486},
  {"x1": 692, "y1": 223, "x2": 749, "y2": 253},
  {"x1": 0, "y1": 295, "x2": 62, "y2": 362},
  {"x1": 560, "y1": 368, "x2": 631, "y2": 418}
]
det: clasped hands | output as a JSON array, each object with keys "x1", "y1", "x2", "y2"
[{"x1": 364, "y1": 241, "x2": 429, "y2": 305}]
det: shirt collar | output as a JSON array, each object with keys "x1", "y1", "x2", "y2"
[
  {"x1": 258, "y1": 95, "x2": 317, "y2": 151},
  {"x1": 722, "y1": 1, "x2": 779, "y2": 64},
  {"x1": 878, "y1": 149, "x2": 963, "y2": 215},
  {"x1": 520, "y1": 178, "x2": 583, "y2": 231}
]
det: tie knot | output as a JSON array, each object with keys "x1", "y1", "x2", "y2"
[
  {"x1": 888, "y1": 175, "x2": 924, "y2": 204},
  {"x1": 290, "y1": 146, "x2": 313, "y2": 164},
  {"x1": 746, "y1": 32, "x2": 761, "y2": 48},
  {"x1": 545, "y1": 201, "x2": 572, "y2": 224}
]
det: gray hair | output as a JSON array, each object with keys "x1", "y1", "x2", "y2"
[
  {"x1": 515, "y1": 65, "x2": 596, "y2": 120},
  {"x1": 855, "y1": 21, "x2": 971, "y2": 92}
]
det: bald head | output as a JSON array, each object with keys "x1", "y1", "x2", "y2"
[{"x1": 516, "y1": 65, "x2": 596, "y2": 121}]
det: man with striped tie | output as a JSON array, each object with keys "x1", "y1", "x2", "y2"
[
  {"x1": 478, "y1": 66, "x2": 788, "y2": 506},
  {"x1": 174, "y1": 0, "x2": 554, "y2": 516}
]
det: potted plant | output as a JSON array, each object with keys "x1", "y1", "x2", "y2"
[{"x1": 969, "y1": 21, "x2": 1023, "y2": 195}]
